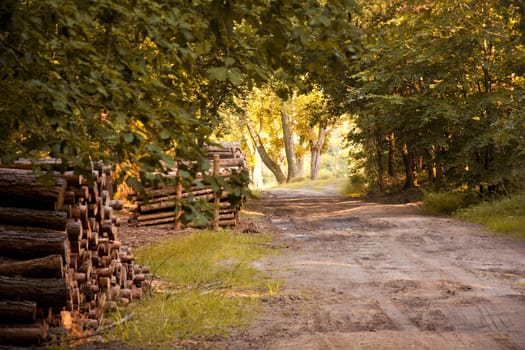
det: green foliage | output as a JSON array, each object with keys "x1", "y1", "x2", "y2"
[
  {"x1": 0, "y1": 0, "x2": 360, "y2": 195},
  {"x1": 347, "y1": 0, "x2": 525, "y2": 194},
  {"x1": 456, "y1": 193, "x2": 525, "y2": 238},
  {"x1": 106, "y1": 230, "x2": 280, "y2": 347}
]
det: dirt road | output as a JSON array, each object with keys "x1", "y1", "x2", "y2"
[{"x1": 214, "y1": 187, "x2": 525, "y2": 349}]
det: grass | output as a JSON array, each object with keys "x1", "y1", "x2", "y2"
[
  {"x1": 422, "y1": 189, "x2": 525, "y2": 238},
  {"x1": 455, "y1": 192, "x2": 525, "y2": 238},
  {"x1": 104, "y1": 230, "x2": 280, "y2": 348},
  {"x1": 421, "y1": 191, "x2": 472, "y2": 215}
]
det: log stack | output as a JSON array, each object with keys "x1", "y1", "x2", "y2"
[
  {"x1": 128, "y1": 142, "x2": 248, "y2": 228},
  {"x1": 0, "y1": 161, "x2": 149, "y2": 346}
]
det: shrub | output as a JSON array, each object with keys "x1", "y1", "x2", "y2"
[{"x1": 422, "y1": 191, "x2": 470, "y2": 214}]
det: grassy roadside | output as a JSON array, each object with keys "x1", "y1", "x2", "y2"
[
  {"x1": 423, "y1": 191, "x2": 525, "y2": 239},
  {"x1": 455, "y1": 193, "x2": 525, "y2": 239},
  {"x1": 103, "y1": 230, "x2": 280, "y2": 348}
]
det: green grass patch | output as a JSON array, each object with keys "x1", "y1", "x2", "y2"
[
  {"x1": 105, "y1": 230, "x2": 280, "y2": 348},
  {"x1": 456, "y1": 193, "x2": 525, "y2": 238}
]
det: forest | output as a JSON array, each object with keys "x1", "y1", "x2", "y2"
[{"x1": 1, "y1": 0, "x2": 524, "y2": 199}]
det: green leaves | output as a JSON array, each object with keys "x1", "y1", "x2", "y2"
[{"x1": 349, "y1": 0, "x2": 525, "y2": 190}]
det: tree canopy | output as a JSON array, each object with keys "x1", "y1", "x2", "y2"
[
  {"x1": 1, "y1": 0, "x2": 523, "y2": 196},
  {"x1": 347, "y1": 0, "x2": 525, "y2": 192},
  {"x1": 0, "y1": 0, "x2": 359, "y2": 185}
]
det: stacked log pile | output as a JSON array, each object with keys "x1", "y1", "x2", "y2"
[
  {"x1": 0, "y1": 161, "x2": 149, "y2": 346},
  {"x1": 129, "y1": 142, "x2": 247, "y2": 229}
]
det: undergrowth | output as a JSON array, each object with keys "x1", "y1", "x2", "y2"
[
  {"x1": 423, "y1": 190, "x2": 525, "y2": 238},
  {"x1": 455, "y1": 193, "x2": 525, "y2": 238},
  {"x1": 421, "y1": 191, "x2": 474, "y2": 214},
  {"x1": 104, "y1": 230, "x2": 280, "y2": 348}
]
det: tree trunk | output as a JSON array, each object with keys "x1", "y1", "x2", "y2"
[
  {"x1": 0, "y1": 229, "x2": 69, "y2": 262},
  {"x1": 388, "y1": 131, "x2": 396, "y2": 178},
  {"x1": 281, "y1": 110, "x2": 299, "y2": 182},
  {"x1": 0, "y1": 276, "x2": 69, "y2": 310},
  {"x1": 310, "y1": 125, "x2": 327, "y2": 180},
  {"x1": 375, "y1": 130, "x2": 385, "y2": 192},
  {"x1": 244, "y1": 114, "x2": 286, "y2": 184},
  {"x1": 0, "y1": 207, "x2": 68, "y2": 231},
  {"x1": 0, "y1": 168, "x2": 66, "y2": 210},
  {"x1": 0, "y1": 254, "x2": 64, "y2": 278},
  {"x1": 425, "y1": 147, "x2": 436, "y2": 184},
  {"x1": 401, "y1": 144, "x2": 417, "y2": 189}
]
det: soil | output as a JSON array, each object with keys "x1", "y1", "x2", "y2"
[
  {"x1": 202, "y1": 185, "x2": 525, "y2": 350},
  {"x1": 81, "y1": 184, "x2": 525, "y2": 349}
]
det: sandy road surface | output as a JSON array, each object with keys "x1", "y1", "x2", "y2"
[{"x1": 212, "y1": 187, "x2": 525, "y2": 350}]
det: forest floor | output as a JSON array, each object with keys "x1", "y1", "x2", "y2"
[{"x1": 199, "y1": 184, "x2": 525, "y2": 350}]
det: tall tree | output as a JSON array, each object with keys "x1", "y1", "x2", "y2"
[{"x1": 348, "y1": 0, "x2": 525, "y2": 192}]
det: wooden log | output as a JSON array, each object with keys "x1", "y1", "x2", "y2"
[
  {"x1": 79, "y1": 204, "x2": 89, "y2": 229},
  {"x1": 98, "y1": 276, "x2": 111, "y2": 291},
  {"x1": 72, "y1": 185, "x2": 89, "y2": 201},
  {"x1": 0, "y1": 168, "x2": 67, "y2": 210},
  {"x1": 109, "y1": 199, "x2": 123, "y2": 210},
  {"x1": 0, "y1": 207, "x2": 67, "y2": 231},
  {"x1": 132, "y1": 187, "x2": 179, "y2": 200},
  {"x1": 100, "y1": 255, "x2": 112, "y2": 267},
  {"x1": 63, "y1": 191, "x2": 76, "y2": 205},
  {"x1": 218, "y1": 212, "x2": 236, "y2": 220},
  {"x1": 101, "y1": 190, "x2": 110, "y2": 206},
  {"x1": 119, "y1": 288, "x2": 132, "y2": 299},
  {"x1": 117, "y1": 265, "x2": 127, "y2": 287},
  {"x1": 137, "y1": 216, "x2": 175, "y2": 226},
  {"x1": 216, "y1": 158, "x2": 246, "y2": 168},
  {"x1": 102, "y1": 205, "x2": 113, "y2": 220},
  {"x1": 0, "y1": 229, "x2": 69, "y2": 262},
  {"x1": 133, "y1": 187, "x2": 214, "y2": 205},
  {"x1": 95, "y1": 267, "x2": 112, "y2": 278},
  {"x1": 63, "y1": 170, "x2": 82, "y2": 186},
  {"x1": 175, "y1": 180, "x2": 183, "y2": 231},
  {"x1": 0, "y1": 276, "x2": 69, "y2": 310},
  {"x1": 3, "y1": 157, "x2": 64, "y2": 170},
  {"x1": 101, "y1": 219, "x2": 118, "y2": 240},
  {"x1": 73, "y1": 272, "x2": 87, "y2": 283},
  {"x1": 0, "y1": 323, "x2": 44, "y2": 345},
  {"x1": 0, "y1": 301, "x2": 37, "y2": 323},
  {"x1": 69, "y1": 240, "x2": 81, "y2": 254},
  {"x1": 0, "y1": 254, "x2": 64, "y2": 278},
  {"x1": 218, "y1": 219, "x2": 237, "y2": 227},
  {"x1": 131, "y1": 286, "x2": 143, "y2": 299},
  {"x1": 139, "y1": 200, "x2": 177, "y2": 213},
  {"x1": 88, "y1": 203, "x2": 98, "y2": 217},
  {"x1": 133, "y1": 273, "x2": 146, "y2": 283},
  {"x1": 66, "y1": 220, "x2": 83, "y2": 241},
  {"x1": 213, "y1": 154, "x2": 220, "y2": 231},
  {"x1": 88, "y1": 231, "x2": 99, "y2": 250},
  {"x1": 89, "y1": 180, "x2": 99, "y2": 204},
  {"x1": 137, "y1": 210, "x2": 175, "y2": 222},
  {"x1": 112, "y1": 216, "x2": 121, "y2": 226}
]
